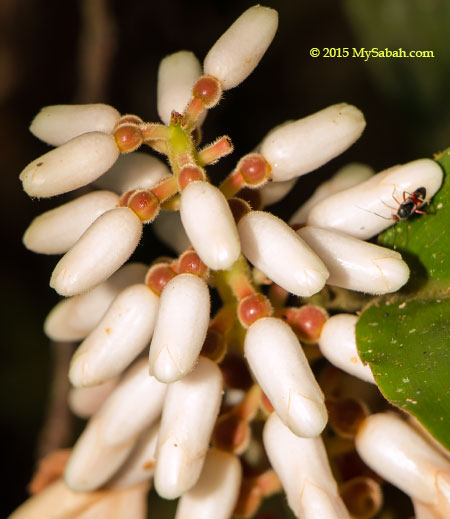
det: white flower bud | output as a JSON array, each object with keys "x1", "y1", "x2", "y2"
[
  {"x1": 157, "y1": 51, "x2": 202, "y2": 124},
  {"x1": 69, "y1": 284, "x2": 159, "y2": 387},
  {"x1": 290, "y1": 163, "x2": 374, "y2": 225},
  {"x1": 237, "y1": 211, "x2": 329, "y2": 297},
  {"x1": 318, "y1": 314, "x2": 375, "y2": 384},
  {"x1": 95, "y1": 152, "x2": 170, "y2": 193},
  {"x1": 149, "y1": 273, "x2": 210, "y2": 383},
  {"x1": 203, "y1": 6, "x2": 278, "y2": 90},
  {"x1": 9, "y1": 478, "x2": 106, "y2": 519},
  {"x1": 76, "y1": 482, "x2": 149, "y2": 519},
  {"x1": 154, "y1": 357, "x2": 222, "y2": 499},
  {"x1": 50, "y1": 207, "x2": 142, "y2": 296},
  {"x1": 180, "y1": 181, "x2": 240, "y2": 270},
  {"x1": 20, "y1": 132, "x2": 120, "y2": 198},
  {"x1": 355, "y1": 413, "x2": 450, "y2": 505},
  {"x1": 298, "y1": 226, "x2": 410, "y2": 294},
  {"x1": 69, "y1": 378, "x2": 118, "y2": 418},
  {"x1": 30, "y1": 104, "x2": 120, "y2": 146},
  {"x1": 245, "y1": 317, "x2": 327, "y2": 438},
  {"x1": 44, "y1": 262, "x2": 147, "y2": 342},
  {"x1": 263, "y1": 413, "x2": 350, "y2": 519},
  {"x1": 97, "y1": 359, "x2": 167, "y2": 446},
  {"x1": 259, "y1": 178, "x2": 297, "y2": 207},
  {"x1": 260, "y1": 104, "x2": 366, "y2": 181},
  {"x1": 152, "y1": 210, "x2": 191, "y2": 254},
  {"x1": 23, "y1": 191, "x2": 119, "y2": 254},
  {"x1": 307, "y1": 158, "x2": 443, "y2": 239},
  {"x1": 175, "y1": 448, "x2": 242, "y2": 519},
  {"x1": 110, "y1": 424, "x2": 159, "y2": 489},
  {"x1": 64, "y1": 416, "x2": 137, "y2": 492}
]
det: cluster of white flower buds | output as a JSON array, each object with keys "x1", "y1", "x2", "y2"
[{"x1": 14, "y1": 5, "x2": 448, "y2": 519}]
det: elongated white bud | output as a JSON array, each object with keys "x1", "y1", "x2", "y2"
[
  {"x1": 157, "y1": 51, "x2": 202, "y2": 124},
  {"x1": 238, "y1": 211, "x2": 329, "y2": 297},
  {"x1": 20, "y1": 132, "x2": 120, "y2": 197},
  {"x1": 9, "y1": 479, "x2": 107, "y2": 519},
  {"x1": 245, "y1": 317, "x2": 327, "y2": 438},
  {"x1": 45, "y1": 262, "x2": 147, "y2": 342},
  {"x1": 23, "y1": 191, "x2": 119, "y2": 254},
  {"x1": 180, "y1": 181, "x2": 240, "y2": 270},
  {"x1": 69, "y1": 284, "x2": 159, "y2": 387},
  {"x1": 97, "y1": 359, "x2": 167, "y2": 445},
  {"x1": 152, "y1": 210, "x2": 191, "y2": 254},
  {"x1": 318, "y1": 314, "x2": 375, "y2": 384},
  {"x1": 298, "y1": 227, "x2": 410, "y2": 294},
  {"x1": 69, "y1": 378, "x2": 118, "y2": 418},
  {"x1": 30, "y1": 104, "x2": 120, "y2": 146},
  {"x1": 175, "y1": 448, "x2": 242, "y2": 519},
  {"x1": 64, "y1": 416, "x2": 137, "y2": 492},
  {"x1": 50, "y1": 207, "x2": 142, "y2": 296},
  {"x1": 149, "y1": 273, "x2": 210, "y2": 383},
  {"x1": 154, "y1": 357, "x2": 222, "y2": 499},
  {"x1": 290, "y1": 163, "x2": 374, "y2": 225},
  {"x1": 76, "y1": 482, "x2": 149, "y2": 519},
  {"x1": 204, "y1": 6, "x2": 278, "y2": 90},
  {"x1": 95, "y1": 152, "x2": 170, "y2": 193},
  {"x1": 307, "y1": 158, "x2": 443, "y2": 239},
  {"x1": 355, "y1": 413, "x2": 450, "y2": 505},
  {"x1": 260, "y1": 104, "x2": 365, "y2": 182},
  {"x1": 259, "y1": 178, "x2": 297, "y2": 207},
  {"x1": 110, "y1": 424, "x2": 159, "y2": 489},
  {"x1": 264, "y1": 413, "x2": 350, "y2": 519}
]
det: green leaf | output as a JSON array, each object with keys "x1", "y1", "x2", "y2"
[{"x1": 356, "y1": 149, "x2": 450, "y2": 450}]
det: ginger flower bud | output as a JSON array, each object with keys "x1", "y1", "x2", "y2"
[
  {"x1": 20, "y1": 132, "x2": 120, "y2": 198},
  {"x1": 180, "y1": 181, "x2": 241, "y2": 270},
  {"x1": 260, "y1": 103, "x2": 366, "y2": 181},
  {"x1": 245, "y1": 317, "x2": 327, "y2": 438},
  {"x1": 154, "y1": 357, "x2": 222, "y2": 499},
  {"x1": 157, "y1": 51, "x2": 202, "y2": 125},
  {"x1": 237, "y1": 210, "x2": 329, "y2": 297},
  {"x1": 355, "y1": 413, "x2": 450, "y2": 507},
  {"x1": 175, "y1": 448, "x2": 242, "y2": 519},
  {"x1": 23, "y1": 190, "x2": 119, "y2": 255},
  {"x1": 204, "y1": 5, "x2": 278, "y2": 90},
  {"x1": 94, "y1": 359, "x2": 166, "y2": 446},
  {"x1": 69, "y1": 283, "x2": 159, "y2": 387},
  {"x1": 263, "y1": 413, "x2": 351, "y2": 518},
  {"x1": 30, "y1": 103, "x2": 120, "y2": 146},
  {"x1": 50, "y1": 207, "x2": 142, "y2": 296},
  {"x1": 298, "y1": 226, "x2": 410, "y2": 294},
  {"x1": 307, "y1": 158, "x2": 443, "y2": 239},
  {"x1": 45, "y1": 262, "x2": 147, "y2": 342},
  {"x1": 290, "y1": 162, "x2": 374, "y2": 225},
  {"x1": 318, "y1": 314, "x2": 375, "y2": 384},
  {"x1": 149, "y1": 273, "x2": 210, "y2": 383},
  {"x1": 95, "y1": 152, "x2": 170, "y2": 193}
]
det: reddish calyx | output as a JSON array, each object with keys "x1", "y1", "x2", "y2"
[
  {"x1": 177, "y1": 250, "x2": 209, "y2": 278},
  {"x1": 114, "y1": 123, "x2": 143, "y2": 153},
  {"x1": 282, "y1": 305, "x2": 328, "y2": 343},
  {"x1": 145, "y1": 263, "x2": 176, "y2": 296},
  {"x1": 178, "y1": 165, "x2": 205, "y2": 190},
  {"x1": 238, "y1": 293, "x2": 273, "y2": 328},
  {"x1": 120, "y1": 189, "x2": 160, "y2": 223},
  {"x1": 192, "y1": 75, "x2": 222, "y2": 108},
  {"x1": 238, "y1": 153, "x2": 271, "y2": 187}
]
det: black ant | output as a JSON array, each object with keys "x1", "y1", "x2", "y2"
[{"x1": 391, "y1": 187, "x2": 428, "y2": 222}]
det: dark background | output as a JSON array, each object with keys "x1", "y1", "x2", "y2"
[{"x1": 1, "y1": 0, "x2": 449, "y2": 515}]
